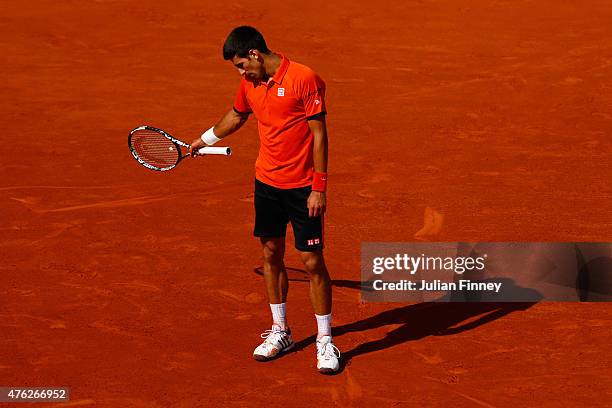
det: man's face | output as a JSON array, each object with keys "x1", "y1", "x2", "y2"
[{"x1": 231, "y1": 52, "x2": 265, "y2": 82}]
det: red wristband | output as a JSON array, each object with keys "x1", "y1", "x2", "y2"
[{"x1": 312, "y1": 172, "x2": 328, "y2": 192}]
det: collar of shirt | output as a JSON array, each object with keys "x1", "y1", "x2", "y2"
[{"x1": 257, "y1": 53, "x2": 290, "y2": 88}]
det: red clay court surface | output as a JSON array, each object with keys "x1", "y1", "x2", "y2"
[{"x1": 2, "y1": 1, "x2": 611, "y2": 407}]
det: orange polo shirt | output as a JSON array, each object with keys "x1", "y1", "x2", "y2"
[{"x1": 233, "y1": 54, "x2": 326, "y2": 189}]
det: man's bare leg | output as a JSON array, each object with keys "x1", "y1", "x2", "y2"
[
  {"x1": 300, "y1": 249, "x2": 339, "y2": 373},
  {"x1": 300, "y1": 250, "x2": 332, "y2": 317},
  {"x1": 252, "y1": 237, "x2": 294, "y2": 362},
  {"x1": 261, "y1": 237, "x2": 288, "y2": 305}
]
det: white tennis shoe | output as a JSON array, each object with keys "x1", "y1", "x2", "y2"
[
  {"x1": 316, "y1": 335, "x2": 340, "y2": 374},
  {"x1": 253, "y1": 324, "x2": 294, "y2": 361}
]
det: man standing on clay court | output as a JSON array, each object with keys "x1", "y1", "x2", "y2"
[{"x1": 190, "y1": 26, "x2": 340, "y2": 374}]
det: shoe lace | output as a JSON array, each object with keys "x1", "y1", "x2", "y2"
[
  {"x1": 319, "y1": 342, "x2": 341, "y2": 359},
  {"x1": 260, "y1": 328, "x2": 283, "y2": 344}
]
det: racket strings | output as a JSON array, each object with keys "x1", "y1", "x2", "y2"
[{"x1": 130, "y1": 130, "x2": 181, "y2": 169}]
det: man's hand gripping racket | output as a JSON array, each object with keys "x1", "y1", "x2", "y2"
[{"x1": 128, "y1": 125, "x2": 231, "y2": 172}]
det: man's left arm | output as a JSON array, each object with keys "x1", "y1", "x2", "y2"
[{"x1": 308, "y1": 117, "x2": 328, "y2": 218}]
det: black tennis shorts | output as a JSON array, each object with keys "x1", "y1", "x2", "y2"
[{"x1": 254, "y1": 178, "x2": 324, "y2": 252}]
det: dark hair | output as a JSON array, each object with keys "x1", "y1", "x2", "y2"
[{"x1": 223, "y1": 26, "x2": 270, "y2": 60}]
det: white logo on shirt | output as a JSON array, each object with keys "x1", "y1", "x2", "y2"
[
  {"x1": 315, "y1": 99, "x2": 320, "y2": 105},
  {"x1": 277, "y1": 88, "x2": 285, "y2": 96}
]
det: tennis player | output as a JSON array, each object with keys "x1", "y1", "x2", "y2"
[{"x1": 190, "y1": 26, "x2": 340, "y2": 374}]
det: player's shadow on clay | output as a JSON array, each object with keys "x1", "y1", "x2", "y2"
[
  {"x1": 306, "y1": 299, "x2": 538, "y2": 374},
  {"x1": 333, "y1": 298, "x2": 536, "y2": 365},
  {"x1": 255, "y1": 267, "x2": 542, "y2": 374}
]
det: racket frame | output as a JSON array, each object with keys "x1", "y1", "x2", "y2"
[{"x1": 128, "y1": 125, "x2": 196, "y2": 171}]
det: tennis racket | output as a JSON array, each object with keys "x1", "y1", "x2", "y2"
[{"x1": 128, "y1": 125, "x2": 231, "y2": 171}]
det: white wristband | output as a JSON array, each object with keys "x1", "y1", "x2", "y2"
[{"x1": 201, "y1": 126, "x2": 221, "y2": 146}]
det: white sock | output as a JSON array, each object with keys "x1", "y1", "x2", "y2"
[
  {"x1": 270, "y1": 303, "x2": 287, "y2": 329},
  {"x1": 315, "y1": 313, "x2": 332, "y2": 339}
]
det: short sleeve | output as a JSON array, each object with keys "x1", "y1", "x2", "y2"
[
  {"x1": 233, "y1": 79, "x2": 252, "y2": 114},
  {"x1": 298, "y1": 71, "x2": 326, "y2": 120}
]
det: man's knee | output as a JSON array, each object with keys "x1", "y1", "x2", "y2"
[
  {"x1": 300, "y1": 251, "x2": 326, "y2": 274},
  {"x1": 261, "y1": 238, "x2": 285, "y2": 265}
]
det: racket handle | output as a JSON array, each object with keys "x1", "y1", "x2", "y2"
[{"x1": 196, "y1": 146, "x2": 232, "y2": 156}]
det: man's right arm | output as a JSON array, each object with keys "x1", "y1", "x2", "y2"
[{"x1": 190, "y1": 109, "x2": 249, "y2": 155}]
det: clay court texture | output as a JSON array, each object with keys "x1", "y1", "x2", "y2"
[{"x1": 2, "y1": 0, "x2": 611, "y2": 407}]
